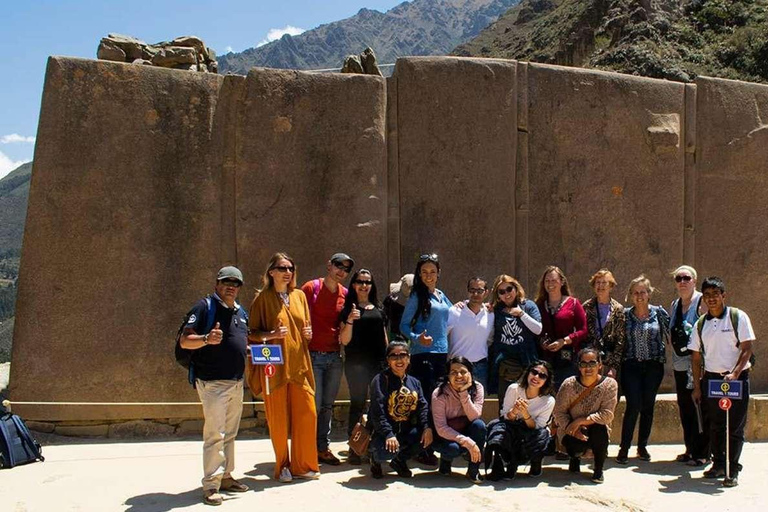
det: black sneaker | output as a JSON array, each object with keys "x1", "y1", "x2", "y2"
[
  {"x1": 370, "y1": 461, "x2": 383, "y2": 479},
  {"x1": 703, "y1": 466, "x2": 725, "y2": 479},
  {"x1": 569, "y1": 457, "x2": 580, "y2": 473},
  {"x1": 637, "y1": 447, "x2": 651, "y2": 462},
  {"x1": 723, "y1": 472, "x2": 739, "y2": 487},
  {"x1": 466, "y1": 469, "x2": 483, "y2": 484},
  {"x1": 390, "y1": 457, "x2": 413, "y2": 478},
  {"x1": 438, "y1": 458, "x2": 451, "y2": 476},
  {"x1": 529, "y1": 459, "x2": 542, "y2": 477},
  {"x1": 591, "y1": 469, "x2": 604, "y2": 483},
  {"x1": 487, "y1": 456, "x2": 505, "y2": 481},
  {"x1": 616, "y1": 448, "x2": 629, "y2": 465},
  {"x1": 506, "y1": 464, "x2": 518, "y2": 479},
  {"x1": 348, "y1": 452, "x2": 362, "y2": 465}
]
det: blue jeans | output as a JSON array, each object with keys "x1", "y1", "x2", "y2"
[
  {"x1": 370, "y1": 425, "x2": 422, "y2": 463},
  {"x1": 620, "y1": 360, "x2": 664, "y2": 450},
  {"x1": 471, "y1": 359, "x2": 488, "y2": 392},
  {"x1": 311, "y1": 351, "x2": 343, "y2": 451},
  {"x1": 432, "y1": 418, "x2": 487, "y2": 473}
]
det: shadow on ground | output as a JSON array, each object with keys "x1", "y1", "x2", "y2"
[{"x1": 124, "y1": 477, "x2": 260, "y2": 511}]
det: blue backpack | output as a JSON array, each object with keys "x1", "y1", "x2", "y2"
[{"x1": 0, "y1": 412, "x2": 44, "y2": 468}]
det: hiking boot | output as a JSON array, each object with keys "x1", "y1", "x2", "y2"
[
  {"x1": 569, "y1": 457, "x2": 580, "y2": 473},
  {"x1": 370, "y1": 461, "x2": 383, "y2": 479},
  {"x1": 637, "y1": 446, "x2": 651, "y2": 462},
  {"x1": 203, "y1": 490, "x2": 223, "y2": 506},
  {"x1": 591, "y1": 469, "x2": 604, "y2": 484},
  {"x1": 318, "y1": 449, "x2": 341, "y2": 466},
  {"x1": 529, "y1": 458, "x2": 542, "y2": 477},
  {"x1": 616, "y1": 448, "x2": 629, "y2": 465},
  {"x1": 438, "y1": 458, "x2": 452, "y2": 476},
  {"x1": 347, "y1": 452, "x2": 362, "y2": 465},
  {"x1": 220, "y1": 477, "x2": 248, "y2": 493},
  {"x1": 723, "y1": 472, "x2": 739, "y2": 487},
  {"x1": 390, "y1": 457, "x2": 413, "y2": 478}
]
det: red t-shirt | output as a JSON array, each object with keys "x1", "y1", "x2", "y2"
[{"x1": 302, "y1": 278, "x2": 347, "y2": 352}]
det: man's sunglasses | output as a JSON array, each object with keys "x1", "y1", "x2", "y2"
[
  {"x1": 498, "y1": 285, "x2": 515, "y2": 296},
  {"x1": 333, "y1": 262, "x2": 353, "y2": 273},
  {"x1": 219, "y1": 279, "x2": 242, "y2": 288},
  {"x1": 674, "y1": 275, "x2": 693, "y2": 283},
  {"x1": 272, "y1": 266, "x2": 295, "y2": 273}
]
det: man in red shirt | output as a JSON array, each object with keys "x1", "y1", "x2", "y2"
[{"x1": 302, "y1": 253, "x2": 353, "y2": 465}]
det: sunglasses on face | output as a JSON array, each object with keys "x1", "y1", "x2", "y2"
[
  {"x1": 675, "y1": 275, "x2": 693, "y2": 283},
  {"x1": 333, "y1": 262, "x2": 353, "y2": 273},
  {"x1": 354, "y1": 280, "x2": 372, "y2": 286},
  {"x1": 273, "y1": 266, "x2": 295, "y2": 273},
  {"x1": 468, "y1": 288, "x2": 486, "y2": 295},
  {"x1": 387, "y1": 353, "x2": 409, "y2": 360},
  {"x1": 498, "y1": 285, "x2": 515, "y2": 296},
  {"x1": 529, "y1": 369, "x2": 548, "y2": 379},
  {"x1": 219, "y1": 279, "x2": 242, "y2": 288},
  {"x1": 419, "y1": 253, "x2": 439, "y2": 263},
  {"x1": 578, "y1": 360, "x2": 599, "y2": 369}
]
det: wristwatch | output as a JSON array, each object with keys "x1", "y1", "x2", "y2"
[{"x1": 203, "y1": 334, "x2": 209, "y2": 344}]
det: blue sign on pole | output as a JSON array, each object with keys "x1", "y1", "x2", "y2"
[
  {"x1": 248, "y1": 344, "x2": 284, "y2": 365},
  {"x1": 707, "y1": 379, "x2": 743, "y2": 399}
]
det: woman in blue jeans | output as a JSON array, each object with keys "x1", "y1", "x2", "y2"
[
  {"x1": 431, "y1": 356, "x2": 486, "y2": 483},
  {"x1": 339, "y1": 269, "x2": 388, "y2": 464},
  {"x1": 617, "y1": 275, "x2": 669, "y2": 464}
]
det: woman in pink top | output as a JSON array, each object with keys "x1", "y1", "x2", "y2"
[
  {"x1": 535, "y1": 266, "x2": 588, "y2": 390},
  {"x1": 431, "y1": 356, "x2": 486, "y2": 484}
]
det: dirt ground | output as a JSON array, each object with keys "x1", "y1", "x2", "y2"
[{"x1": 1, "y1": 435, "x2": 763, "y2": 512}]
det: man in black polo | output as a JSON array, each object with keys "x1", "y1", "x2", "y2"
[
  {"x1": 181, "y1": 266, "x2": 249, "y2": 506},
  {"x1": 690, "y1": 276, "x2": 756, "y2": 488}
]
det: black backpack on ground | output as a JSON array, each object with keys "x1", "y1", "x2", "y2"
[{"x1": 0, "y1": 412, "x2": 44, "y2": 468}]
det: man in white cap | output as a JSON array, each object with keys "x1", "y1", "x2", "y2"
[{"x1": 180, "y1": 266, "x2": 249, "y2": 505}]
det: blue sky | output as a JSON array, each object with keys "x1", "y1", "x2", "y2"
[{"x1": 0, "y1": 0, "x2": 404, "y2": 178}]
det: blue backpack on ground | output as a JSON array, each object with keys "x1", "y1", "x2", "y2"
[
  {"x1": 175, "y1": 296, "x2": 217, "y2": 387},
  {"x1": 0, "y1": 412, "x2": 44, "y2": 468}
]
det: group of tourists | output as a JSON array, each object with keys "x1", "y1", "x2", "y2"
[{"x1": 179, "y1": 253, "x2": 756, "y2": 506}]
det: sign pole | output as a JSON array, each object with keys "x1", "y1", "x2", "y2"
[{"x1": 725, "y1": 407, "x2": 730, "y2": 480}]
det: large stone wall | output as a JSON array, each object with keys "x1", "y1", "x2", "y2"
[{"x1": 9, "y1": 56, "x2": 767, "y2": 424}]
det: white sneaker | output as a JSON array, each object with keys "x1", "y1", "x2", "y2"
[
  {"x1": 278, "y1": 467, "x2": 293, "y2": 483},
  {"x1": 294, "y1": 470, "x2": 320, "y2": 480}
]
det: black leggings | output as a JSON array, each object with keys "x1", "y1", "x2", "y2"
[{"x1": 562, "y1": 424, "x2": 609, "y2": 472}]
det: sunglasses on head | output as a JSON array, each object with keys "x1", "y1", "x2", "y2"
[
  {"x1": 529, "y1": 369, "x2": 548, "y2": 379},
  {"x1": 219, "y1": 279, "x2": 242, "y2": 288},
  {"x1": 419, "y1": 253, "x2": 439, "y2": 263},
  {"x1": 333, "y1": 261, "x2": 353, "y2": 273},
  {"x1": 272, "y1": 265, "x2": 295, "y2": 273},
  {"x1": 498, "y1": 285, "x2": 515, "y2": 296},
  {"x1": 578, "y1": 360, "x2": 599, "y2": 369},
  {"x1": 675, "y1": 275, "x2": 693, "y2": 283},
  {"x1": 354, "y1": 280, "x2": 372, "y2": 286}
]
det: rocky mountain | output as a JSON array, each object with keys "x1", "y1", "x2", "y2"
[
  {"x1": 453, "y1": 0, "x2": 768, "y2": 84},
  {"x1": 0, "y1": 161, "x2": 31, "y2": 253},
  {"x1": 218, "y1": 0, "x2": 520, "y2": 74}
]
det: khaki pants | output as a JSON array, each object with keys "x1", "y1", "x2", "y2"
[{"x1": 196, "y1": 378, "x2": 244, "y2": 491}]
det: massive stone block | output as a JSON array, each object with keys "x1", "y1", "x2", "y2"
[
  {"x1": 10, "y1": 58, "x2": 225, "y2": 420},
  {"x1": 695, "y1": 77, "x2": 768, "y2": 390},
  {"x1": 393, "y1": 57, "x2": 517, "y2": 301},
  {"x1": 524, "y1": 64, "x2": 686, "y2": 310},
  {"x1": 232, "y1": 68, "x2": 388, "y2": 307}
]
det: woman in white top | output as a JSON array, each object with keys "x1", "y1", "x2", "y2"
[{"x1": 485, "y1": 360, "x2": 555, "y2": 480}]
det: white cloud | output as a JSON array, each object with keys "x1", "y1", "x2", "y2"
[
  {"x1": 1, "y1": 134, "x2": 36, "y2": 144},
  {"x1": 0, "y1": 150, "x2": 30, "y2": 180},
  {"x1": 257, "y1": 25, "x2": 305, "y2": 47},
  {"x1": 225, "y1": 46, "x2": 233, "y2": 53}
]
